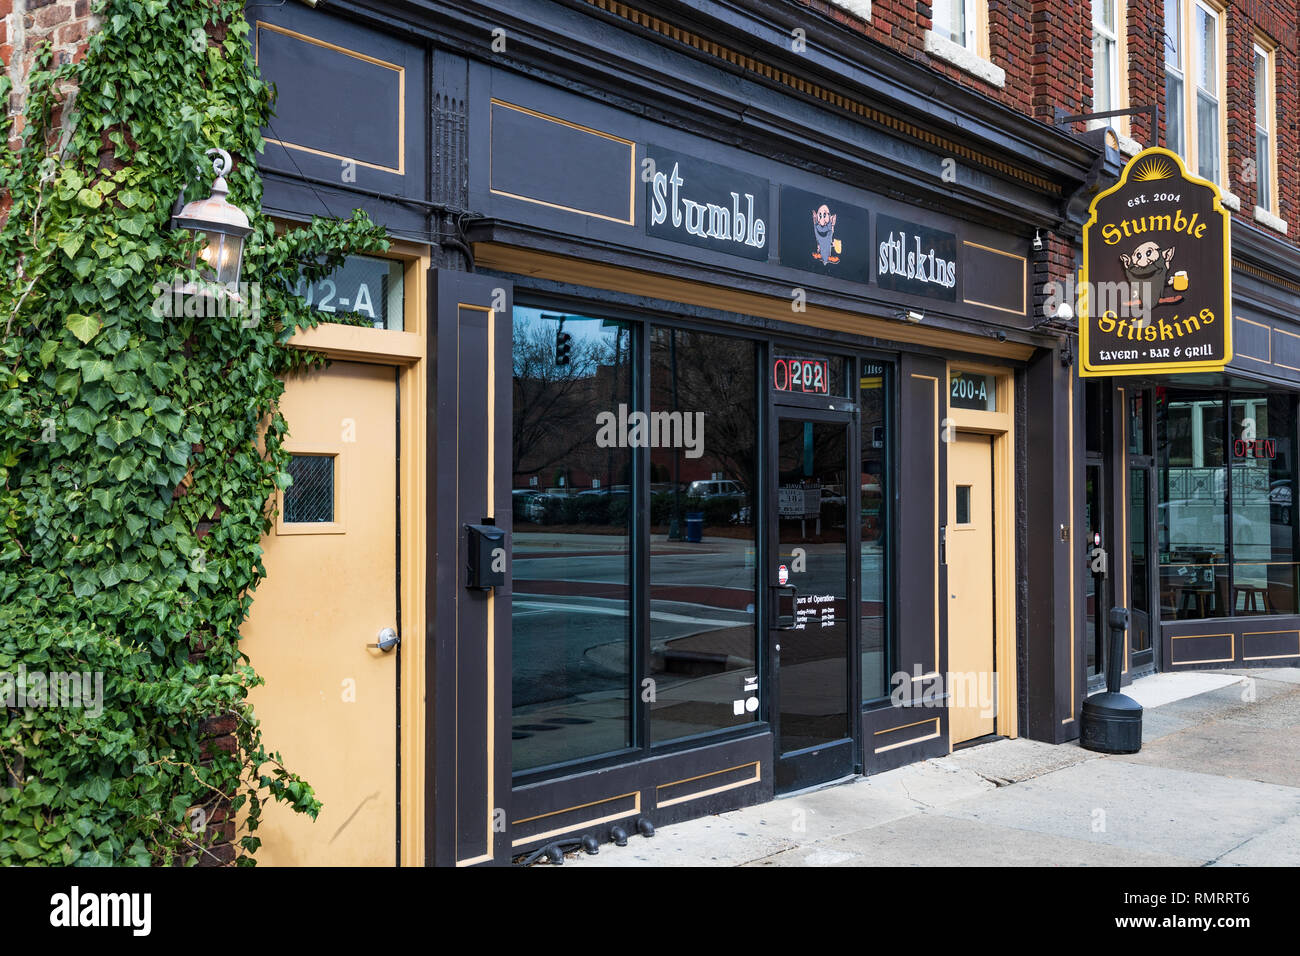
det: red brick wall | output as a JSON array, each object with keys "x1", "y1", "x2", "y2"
[
  {"x1": 1129, "y1": 0, "x2": 1299, "y2": 247},
  {"x1": 801, "y1": 1, "x2": 1094, "y2": 120},
  {"x1": 798, "y1": 0, "x2": 1300, "y2": 250},
  {"x1": 3, "y1": 0, "x2": 96, "y2": 147}
]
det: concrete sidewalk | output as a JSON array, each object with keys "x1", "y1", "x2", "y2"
[{"x1": 562, "y1": 668, "x2": 1300, "y2": 867}]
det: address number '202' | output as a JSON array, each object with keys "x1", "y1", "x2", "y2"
[{"x1": 773, "y1": 357, "x2": 829, "y2": 394}]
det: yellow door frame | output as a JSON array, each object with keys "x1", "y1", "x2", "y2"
[
  {"x1": 282, "y1": 234, "x2": 430, "y2": 866},
  {"x1": 944, "y1": 361, "x2": 1018, "y2": 741}
]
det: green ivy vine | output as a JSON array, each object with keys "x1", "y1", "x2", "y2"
[{"x1": 0, "y1": 0, "x2": 389, "y2": 864}]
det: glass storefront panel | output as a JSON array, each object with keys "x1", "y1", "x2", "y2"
[
  {"x1": 1086, "y1": 465, "x2": 1103, "y2": 674},
  {"x1": 1130, "y1": 467, "x2": 1152, "y2": 651},
  {"x1": 1157, "y1": 388, "x2": 1299, "y2": 622},
  {"x1": 860, "y1": 363, "x2": 890, "y2": 701},
  {"x1": 648, "y1": 328, "x2": 759, "y2": 744},
  {"x1": 777, "y1": 418, "x2": 851, "y2": 751},
  {"x1": 511, "y1": 306, "x2": 900, "y2": 776},
  {"x1": 1128, "y1": 391, "x2": 1147, "y2": 456},
  {"x1": 1229, "y1": 394, "x2": 1298, "y2": 614},
  {"x1": 1157, "y1": 389, "x2": 1228, "y2": 619},
  {"x1": 511, "y1": 308, "x2": 634, "y2": 772}
]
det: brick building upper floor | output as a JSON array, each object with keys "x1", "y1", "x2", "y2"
[
  {"x1": 800, "y1": 0, "x2": 1298, "y2": 249},
  {"x1": 3, "y1": 0, "x2": 1295, "y2": 252}
]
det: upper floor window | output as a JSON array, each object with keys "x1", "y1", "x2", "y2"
[
  {"x1": 1091, "y1": 0, "x2": 1125, "y2": 131},
  {"x1": 1253, "y1": 41, "x2": 1277, "y2": 214},
  {"x1": 925, "y1": 0, "x2": 1003, "y2": 87},
  {"x1": 1165, "y1": 0, "x2": 1225, "y2": 186},
  {"x1": 934, "y1": 0, "x2": 976, "y2": 49}
]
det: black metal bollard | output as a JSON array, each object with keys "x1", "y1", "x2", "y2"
[
  {"x1": 1105, "y1": 606, "x2": 1126, "y2": 694},
  {"x1": 1080, "y1": 607, "x2": 1143, "y2": 754}
]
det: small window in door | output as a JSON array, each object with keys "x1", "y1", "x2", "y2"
[
  {"x1": 285, "y1": 454, "x2": 335, "y2": 523},
  {"x1": 956, "y1": 485, "x2": 972, "y2": 525}
]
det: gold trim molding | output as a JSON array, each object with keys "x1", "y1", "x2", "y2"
[
  {"x1": 489, "y1": 100, "x2": 637, "y2": 225},
  {"x1": 474, "y1": 242, "x2": 1035, "y2": 361},
  {"x1": 255, "y1": 21, "x2": 406, "y2": 176}
]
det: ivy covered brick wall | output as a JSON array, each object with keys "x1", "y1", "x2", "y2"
[{"x1": 0, "y1": 0, "x2": 386, "y2": 864}]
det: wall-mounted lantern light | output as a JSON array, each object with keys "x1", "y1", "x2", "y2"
[{"x1": 171, "y1": 148, "x2": 251, "y2": 287}]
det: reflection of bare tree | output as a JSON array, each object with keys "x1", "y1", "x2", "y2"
[
  {"x1": 651, "y1": 331, "x2": 757, "y2": 493},
  {"x1": 513, "y1": 318, "x2": 627, "y2": 482}
]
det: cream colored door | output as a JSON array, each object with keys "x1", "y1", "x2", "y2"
[
  {"x1": 243, "y1": 360, "x2": 398, "y2": 865},
  {"x1": 947, "y1": 432, "x2": 996, "y2": 744}
]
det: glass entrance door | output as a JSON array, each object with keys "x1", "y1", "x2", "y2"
[
  {"x1": 1129, "y1": 464, "x2": 1156, "y2": 667},
  {"x1": 772, "y1": 412, "x2": 854, "y2": 793},
  {"x1": 1086, "y1": 463, "x2": 1107, "y2": 680}
]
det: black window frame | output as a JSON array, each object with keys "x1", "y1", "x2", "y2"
[
  {"x1": 508, "y1": 291, "x2": 900, "y2": 785},
  {"x1": 1156, "y1": 386, "x2": 1300, "y2": 622}
]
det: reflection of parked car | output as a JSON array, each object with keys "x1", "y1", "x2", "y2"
[
  {"x1": 513, "y1": 489, "x2": 544, "y2": 521},
  {"x1": 820, "y1": 486, "x2": 847, "y2": 507},
  {"x1": 1158, "y1": 498, "x2": 1226, "y2": 551},
  {"x1": 1158, "y1": 498, "x2": 1260, "y2": 552},
  {"x1": 1269, "y1": 480, "x2": 1292, "y2": 506},
  {"x1": 650, "y1": 482, "x2": 686, "y2": 495},
  {"x1": 688, "y1": 479, "x2": 744, "y2": 498}
]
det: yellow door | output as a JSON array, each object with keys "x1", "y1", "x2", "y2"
[
  {"x1": 947, "y1": 432, "x2": 996, "y2": 744},
  {"x1": 243, "y1": 361, "x2": 398, "y2": 865}
]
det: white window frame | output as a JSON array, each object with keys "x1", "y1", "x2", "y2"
[
  {"x1": 1191, "y1": 1, "x2": 1223, "y2": 185},
  {"x1": 924, "y1": 0, "x2": 1004, "y2": 86},
  {"x1": 1253, "y1": 40, "x2": 1277, "y2": 216},
  {"x1": 1165, "y1": 0, "x2": 1227, "y2": 187},
  {"x1": 934, "y1": 0, "x2": 978, "y2": 51},
  {"x1": 1090, "y1": 0, "x2": 1127, "y2": 135},
  {"x1": 1165, "y1": 0, "x2": 1186, "y2": 158}
]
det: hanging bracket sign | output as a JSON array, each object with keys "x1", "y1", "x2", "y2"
[{"x1": 1079, "y1": 147, "x2": 1231, "y2": 377}]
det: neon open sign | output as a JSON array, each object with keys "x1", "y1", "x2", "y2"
[
  {"x1": 773, "y1": 357, "x2": 830, "y2": 394},
  {"x1": 1234, "y1": 439, "x2": 1276, "y2": 459}
]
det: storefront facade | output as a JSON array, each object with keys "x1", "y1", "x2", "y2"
[
  {"x1": 1082, "y1": 223, "x2": 1300, "y2": 684},
  {"x1": 239, "y1": 0, "x2": 1108, "y2": 865}
]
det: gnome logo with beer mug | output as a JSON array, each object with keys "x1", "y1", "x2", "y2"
[{"x1": 1119, "y1": 240, "x2": 1187, "y2": 326}]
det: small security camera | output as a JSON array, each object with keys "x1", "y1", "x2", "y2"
[
  {"x1": 1033, "y1": 229, "x2": 1044, "y2": 252},
  {"x1": 903, "y1": 309, "x2": 924, "y2": 324},
  {"x1": 1056, "y1": 301, "x2": 1074, "y2": 321}
]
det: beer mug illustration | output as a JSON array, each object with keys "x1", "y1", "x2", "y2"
[{"x1": 1172, "y1": 270, "x2": 1189, "y2": 292}]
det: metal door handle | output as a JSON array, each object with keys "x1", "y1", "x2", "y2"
[
  {"x1": 774, "y1": 584, "x2": 798, "y2": 631},
  {"x1": 368, "y1": 627, "x2": 399, "y2": 652}
]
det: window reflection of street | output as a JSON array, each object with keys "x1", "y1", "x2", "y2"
[
  {"x1": 777, "y1": 419, "x2": 850, "y2": 754},
  {"x1": 511, "y1": 308, "x2": 633, "y2": 773},
  {"x1": 860, "y1": 366, "x2": 889, "y2": 702},
  {"x1": 1156, "y1": 389, "x2": 1299, "y2": 621},
  {"x1": 649, "y1": 330, "x2": 758, "y2": 745}
]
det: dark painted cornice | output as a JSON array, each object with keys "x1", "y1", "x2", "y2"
[
  {"x1": 632, "y1": 0, "x2": 1099, "y2": 181},
  {"x1": 1233, "y1": 219, "x2": 1300, "y2": 284},
  {"x1": 310, "y1": 0, "x2": 1102, "y2": 225}
]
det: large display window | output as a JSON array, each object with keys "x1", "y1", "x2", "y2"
[
  {"x1": 510, "y1": 301, "x2": 896, "y2": 779},
  {"x1": 510, "y1": 308, "x2": 635, "y2": 772},
  {"x1": 1156, "y1": 388, "x2": 1298, "y2": 620}
]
